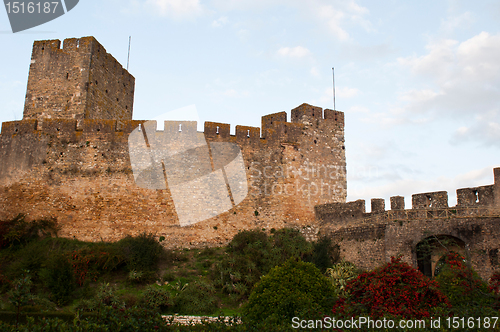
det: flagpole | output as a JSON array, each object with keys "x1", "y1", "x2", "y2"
[
  {"x1": 332, "y1": 67, "x2": 336, "y2": 110},
  {"x1": 127, "y1": 36, "x2": 131, "y2": 71}
]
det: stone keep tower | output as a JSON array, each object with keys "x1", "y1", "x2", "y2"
[
  {"x1": 0, "y1": 36, "x2": 347, "y2": 247},
  {"x1": 23, "y1": 36, "x2": 135, "y2": 121}
]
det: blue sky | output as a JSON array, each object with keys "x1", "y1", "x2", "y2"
[{"x1": 1, "y1": 0, "x2": 499, "y2": 209}]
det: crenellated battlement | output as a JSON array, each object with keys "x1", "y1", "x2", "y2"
[
  {"x1": 0, "y1": 102, "x2": 343, "y2": 151},
  {"x1": 0, "y1": 36, "x2": 348, "y2": 254},
  {"x1": 316, "y1": 167, "x2": 500, "y2": 225},
  {"x1": 24, "y1": 36, "x2": 135, "y2": 122}
]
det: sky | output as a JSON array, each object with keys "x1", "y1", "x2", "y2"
[{"x1": 1, "y1": 0, "x2": 499, "y2": 210}]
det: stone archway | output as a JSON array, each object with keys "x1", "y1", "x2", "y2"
[{"x1": 416, "y1": 235, "x2": 467, "y2": 278}]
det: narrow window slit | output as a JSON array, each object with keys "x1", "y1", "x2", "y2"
[
  {"x1": 179, "y1": 124, "x2": 182, "y2": 132},
  {"x1": 216, "y1": 126, "x2": 219, "y2": 134}
]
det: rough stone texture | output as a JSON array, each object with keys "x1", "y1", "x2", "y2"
[
  {"x1": 0, "y1": 37, "x2": 346, "y2": 249},
  {"x1": 390, "y1": 196, "x2": 405, "y2": 210},
  {"x1": 23, "y1": 37, "x2": 134, "y2": 121},
  {"x1": 371, "y1": 198, "x2": 385, "y2": 214},
  {"x1": 4, "y1": 36, "x2": 498, "y2": 281},
  {"x1": 412, "y1": 191, "x2": 448, "y2": 209},
  {"x1": 317, "y1": 168, "x2": 500, "y2": 279}
]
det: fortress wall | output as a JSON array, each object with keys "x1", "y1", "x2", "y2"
[
  {"x1": 23, "y1": 38, "x2": 91, "y2": 120},
  {"x1": 23, "y1": 37, "x2": 134, "y2": 121},
  {"x1": 0, "y1": 105, "x2": 346, "y2": 247},
  {"x1": 317, "y1": 168, "x2": 500, "y2": 279},
  {"x1": 494, "y1": 167, "x2": 500, "y2": 209},
  {"x1": 86, "y1": 38, "x2": 135, "y2": 120},
  {"x1": 412, "y1": 191, "x2": 448, "y2": 209},
  {"x1": 317, "y1": 169, "x2": 500, "y2": 226}
]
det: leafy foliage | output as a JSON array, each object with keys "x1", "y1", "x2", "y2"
[
  {"x1": 0, "y1": 214, "x2": 58, "y2": 248},
  {"x1": 213, "y1": 229, "x2": 333, "y2": 300},
  {"x1": 75, "y1": 283, "x2": 125, "y2": 313},
  {"x1": 332, "y1": 256, "x2": 450, "y2": 319},
  {"x1": 173, "y1": 281, "x2": 218, "y2": 315},
  {"x1": 268, "y1": 228, "x2": 313, "y2": 264},
  {"x1": 7, "y1": 271, "x2": 37, "y2": 328},
  {"x1": 243, "y1": 258, "x2": 335, "y2": 323},
  {"x1": 68, "y1": 247, "x2": 123, "y2": 286},
  {"x1": 435, "y1": 251, "x2": 495, "y2": 310},
  {"x1": 325, "y1": 260, "x2": 359, "y2": 297},
  {"x1": 39, "y1": 254, "x2": 75, "y2": 306},
  {"x1": 306, "y1": 235, "x2": 340, "y2": 273},
  {"x1": 140, "y1": 285, "x2": 172, "y2": 311},
  {"x1": 117, "y1": 233, "x2": 164, "y2": 272},
  {"x1": 489, "y1": 271, "x2": 500, "y2": 295}
]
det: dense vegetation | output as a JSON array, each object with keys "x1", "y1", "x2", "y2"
[{"x1": 1, "y1": 215, "x2": 500, "y2": 331}]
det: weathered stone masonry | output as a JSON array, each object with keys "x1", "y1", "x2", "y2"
[
  {"x1": 1, "y1": 36, "x2": 497, "y2": 279},
  {"x1": 0, "y1": 36, "x2": 346, "y2": 248},
  {"x1": 315, "y1": 168, "x2": 500, "y2": 279}
]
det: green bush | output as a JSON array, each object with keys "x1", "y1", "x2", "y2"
[
  {"x1": 307, "y1": 236, "x2": 339, "y2": 273},
  {"x1": 117, "y1": 233, "x2": 163, "y2": 272},
  {"x1": 243, "y1": 258, "x2": 335, "y2": 323},
  {"x1": 75, "y1": 283, "x2": 124, "y2": 313},
  {"x1": 4, "y1": 241, "x2": 49, "y2": 280},
  {"x1": 213, "y1": 229, "x2": 321, "y2": 300},
  {"x1": 332, "y1": 256, "x2": 450, "y2": 319},
  {"x1": 173, "y1": 281, "x2": 218, "y2": 315},
  {"x1": 325, "y1": 260, "x2": 359, "y2": 297},
  {"x1": 435, "y1": 251, "x2": 497, "y2": 315},
  {"x1": 269, "y1": 229, "x2": 313, "y2": 265},
  {"x1": 39, "y1": 254, "x2": 75, "y2": 306},
  {"x1": 140, "y1": 285, "x2": 172, "y2": 312},
  {"x1": 213, "y1": 230, "x2": 273, "y2": 299},
  {"x1": 0, "y1": 215, "x2": 58, "y2": 249}
]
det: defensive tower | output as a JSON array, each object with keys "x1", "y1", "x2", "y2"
[
  {"x1": 23, "y1": 36, "x2": 135, "y2": 121},
  {"x1": 0, "y1": 36, "x2": 346, "y2": 248}
]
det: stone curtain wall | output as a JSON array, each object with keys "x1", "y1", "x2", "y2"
[
  {"x1": 1, "y1": 36, "x2": 342, "y2": 247},
  {"x1": 0, "y1": 106, "x2": 346, "y2": 248},
  {"x1": 317, "y1": 168, "x2": 500, "y2": 279}
]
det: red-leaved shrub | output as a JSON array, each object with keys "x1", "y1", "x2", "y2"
[
  {"x1": 489, "y1": 271, "x2": 500, "y2": 295},
  {"x1": 332, "y1": 256, "x2": 450, "y2": 319}
]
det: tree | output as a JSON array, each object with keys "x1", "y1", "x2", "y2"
[
  {"x1": 332, "y1": 257, "x2": 450, "y2": 319},
  {"x1": 243, "y1": 258, "x2": 335, "y2": 323}
]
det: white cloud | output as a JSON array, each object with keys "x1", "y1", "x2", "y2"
[
  {"x1": 145, "y1": 0, "x2": 203, "y2": 19},
  {"x1": 440, "y1": 12, "x2": 474, "y2": 34},
  {"x1": 210, "y1": 0, "x2": 283, "y2": 11},
  {"x1": 397, "y1": 39, "x2": 458, "y2": 79},
  {"x1": 212, "y1": 16, "x2": 228, "y2": 27},
  {"x1": 277, "y1": 46, "x2": 311, "y2": 59},
  {"x1": 399, "y1": 89, "x2": 441, "y2": 103},
  {"x1": 451, "y1": 110, "x2": 500, "y2": 147},
  {"x1": 210, "y1": 0, "x2": 371, "y2": 41},
  {"x1": 337, "y1": 86, "x2": 359, "y2": 98},
  {"x1": 347, "y1": 105, "x2": 370, "y2": 114},
  {"x1": 310, "y1": 67, "x2": 320, "y2": 77},
  {"x1": 308, "y1": 0, "x2": 371, "y2": 40},
  {"x1": 349, "y1": 165, "x2": 497, "y2": 209},
  {"x1": 391, "y1": 32, "x2": 500, "y2": 146},
  {"x1": 316, "y1": 86, "x2": 358, "y2": 105},
  {"x1": 221, "y1": 89, "x2": 250, "y2": 98}
]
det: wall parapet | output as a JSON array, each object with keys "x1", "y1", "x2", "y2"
[
  {"x1": 2, "y1": 103, "x2": 344, "y2": 148},
  {"x1": 316, "y1": 167, "x2": 500, "y2": 225}
]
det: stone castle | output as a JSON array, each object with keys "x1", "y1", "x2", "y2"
[
  {"x1": 0, "y1": 36, "x2": 498, "y2": 279},
  {"x1": 0, "y1": 36, "x2": 346, "y2": 247}
]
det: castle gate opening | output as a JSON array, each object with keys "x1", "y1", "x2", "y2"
[{"x1": 416, "y1": 235, "x2": 467, "y2": 278}]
